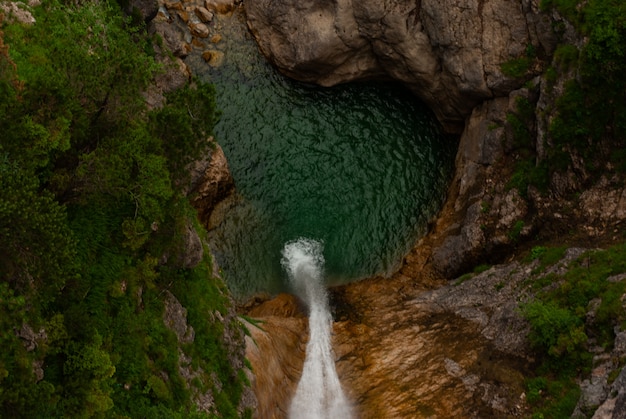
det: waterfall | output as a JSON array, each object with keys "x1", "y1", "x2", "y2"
[{"x1": 281, "y1": 238, "x2": 352, "y2": 419}]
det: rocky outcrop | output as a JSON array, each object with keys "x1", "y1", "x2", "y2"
[
  {"x1": 175, "y1": 4, "x2": 626, "y2": 418},
  {"x1": 244, "y1": 257, "x2": 535, "y2": 417},
  {"x1": 0, "y1": 1, "x2": 38, "y2": 25},
  {"x1": 243, "y1": 294, "x2": 308, "y2": 418},
  {"x1": 245, "y1": 0, "x2": 556, "y2": 132},
  {"x1": 417, "y1": 85, "x2": 533, "y2": 276},
  {"x1": 189, "y1": 141, "x2": 235, "y2": 227}
]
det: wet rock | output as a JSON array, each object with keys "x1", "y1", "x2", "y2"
[
  {"x1": 246, "y1": 293, "x2": 305, "y2": 318},
  {"x1": 243, "y1": 295, "x2": 307, "y2": 418},
  {"x1": 246, "y1": 259, "x2": 538, "y2": 417},
  {"x1": 201, "y1": 49, "x2": 225, "y2": 67},
  {"x1": 210, "y1": 33, "x2": 222, "y2": 43}
]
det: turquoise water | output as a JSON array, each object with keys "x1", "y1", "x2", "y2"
[{"x1": 186, "y1": 14, "x2": 455, "y2": 299}]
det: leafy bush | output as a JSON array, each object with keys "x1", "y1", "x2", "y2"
[
  {"x1": 522, "y1": 301, "x2": 587, "y2": 358},
  {"x1": 0, "y1": 1, "x2": 246, "y2": 417},
  {"x1": 522, "y1": 243, "x2": 626, "y2": 417},
  {"x1": 542, "y1": 0, "x2": 626, "y2": 172}
]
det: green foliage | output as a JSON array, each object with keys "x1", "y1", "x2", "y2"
[
  {"x1": 507, "y1": 113, "x2": 531, "y2": 146},
  {"x1": 529, "y1": 246, "x2": 548, "y2": 261},
  {"x1": 528, "y1": 245, "x2": 568, "y2": 276},
  {"x1": 528, "y1": 378, "x2": 581, "y2": 419},
  {"x1": 522, "y1": 243, "x2": 626, "y2": 417},
  {"x1": 544, "y1": 66, "x2": 558, "y2": 89},
  {"x1": 526, "y1": 376, "x2": 548, "y2": 404},
  {"x1": 150, "y1": 82, "x2": 220, "y2": 180},
  {"x1": 501, "y1": 45, "x2": 537, "y2": 78},
  {"x1": 454, "y1": 263, "x2": 492, "y2": 285},
  {"x1": 0, "y1": 159, "x2": 77, "y2": 306},
  {"x1": 542, "y1": 0, "x2": 626, "y2": 173},
  {"x1": 522, "y1": 301, "x2": 587, "y2": 358},
  {"x1": 507, "y1": 158, "x2": 550, "y2": 198},
  {"x1": 508, "y1": 220, "x2": 526, "y2": 242},
  {"x1": 473, "y1": 264, "x2": 492, "y2": 274},
  {"x1": 540, "y1": 0, "x2": 581, "y2": 22},
  {"x1": 553, "y1": 44, "x2": 579, "y2": 71},
  {"x1": 501, "y1": 57, "x2": 533, "y2": 78},
  {"x1": 0, "y1": 1, "x2": 247, "y2": 417},
  {"x1": 168, "y1": 254, "x2": 247, "y2": 415},
  {"x1": 505, "y1": 96, "x2": 551, "y2": 198}
]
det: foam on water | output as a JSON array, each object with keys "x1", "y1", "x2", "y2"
[{"x1": 281, "y1": 238, "x2": 352, "y2": 419}]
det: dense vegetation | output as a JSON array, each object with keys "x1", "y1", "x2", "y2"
[
  {"x1": 505, "y1": 1, "x2": 626, "y2": 416},
  {"x1": 0, "y1": 1, "x2": 249, "y2": 417},
  {"x1": 520, "y1": 245, "x2": 626, "y2": 418},
  {"x1": 542, "y1": 0, "x2": 626, "y2": 174}
]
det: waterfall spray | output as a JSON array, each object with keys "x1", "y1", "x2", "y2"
[{"x1": 281, "y1": 238, "x2": 352, "y2": 419}]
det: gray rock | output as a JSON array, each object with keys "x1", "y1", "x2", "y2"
[
  {"x1": 432, "y1": 201, "x2": 485, "y2": 276},
  {"x1": 591, "y1": 366, "x2": 626, "y2": 419},
  {"x1": 123, "y1": 0, "x2": 159, "y2": 22},
  {"x1": 245, "y1": 0, "x2": 549, "y2": 132},
  {"x1": 0, "y1": 2, "x2": 36, "y2": 25},
  {"x1": 163, "y1": 290, "x2": 195, "y2": 344},
  {"x1": 179, "y1": 221, "x2": 204, "y2": 269}
]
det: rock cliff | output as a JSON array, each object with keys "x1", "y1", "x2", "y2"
[{"x1": 245, "y1": 0, "x2": 555, "y2": 133}]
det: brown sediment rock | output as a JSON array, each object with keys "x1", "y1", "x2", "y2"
[
  {"x1": 245, "y1": 263, "x2": 536, "y2": 418},
  {"x1": 243, "y1": 294, "x2": 307, "y2": 419}
]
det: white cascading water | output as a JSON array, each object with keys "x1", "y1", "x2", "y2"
[{"x1": 281, "y1": 238, "x2": 352, "y2": 419}]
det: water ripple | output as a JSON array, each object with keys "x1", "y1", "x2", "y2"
[{"x1": 186, "y1": 14, "x2": 456, "y2": 298}]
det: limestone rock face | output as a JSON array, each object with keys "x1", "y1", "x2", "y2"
[
  {"x1": 245, "y1": 0, "x2": 554, "y2": 132},
  {"x1": 428, "y1": 89, "x2": 533, "y2": 276}
]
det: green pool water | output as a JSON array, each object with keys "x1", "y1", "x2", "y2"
[{"x1": 186, "y1": 14, "x2": 456, "y2": 299}]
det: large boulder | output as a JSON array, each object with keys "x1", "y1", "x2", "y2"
[{"x1": 245, "y1": 0, "x2": 555, "y2": 133}]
